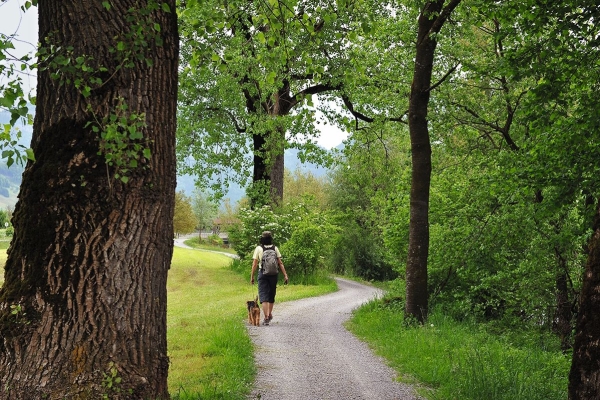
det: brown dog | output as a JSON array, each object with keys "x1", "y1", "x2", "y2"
[{"x1": 247, "y1": 296, "x2": 261, "y2": 326}]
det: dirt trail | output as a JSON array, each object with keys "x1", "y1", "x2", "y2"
[{"x1": 247, "y1": 278, "x2": 419, "y2": 400}]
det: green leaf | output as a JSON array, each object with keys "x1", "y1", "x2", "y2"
[{"x1": 25, "y1": 148, "x2": 35, "y2": 161}]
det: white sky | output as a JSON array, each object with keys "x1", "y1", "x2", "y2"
[
  {"x1": 0, "y1": 1, "x2": 347, "y2": 149},
  {"x1": 0, "y1": 0, "x2": 38, "y2": 93}
]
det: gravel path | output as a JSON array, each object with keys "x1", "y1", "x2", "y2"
[{"x1": 247, "y1": 278, "x2": 419, "y2": 400}]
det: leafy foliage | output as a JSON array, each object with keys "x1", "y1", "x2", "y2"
[
  {"x1": 228, "y1": 197, "x2": 334, "y2": 282},
  {"x1": 0, "y1": 5, "x2": 36, "y2": 167},
  {"x1": 174, "y1": 191, "x2": 197, "y2": 236},
  {"x1": 176, "y1": 0, "x2": 370, "y2": 197}
]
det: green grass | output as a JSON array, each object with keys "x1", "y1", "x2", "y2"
[{"x1": 346, "y1": 301, "x2": 570, "y2": 400}]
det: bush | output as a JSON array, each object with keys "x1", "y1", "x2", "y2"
[
  {"x1": 227, "y1": 205, "x2": 292, "y2": 260},
  {"x1": 206, "y1": 234, "x2": 223, "y2": 247},
  {"x1": 229, "y1": 198, "x2": 335, "y2": 283},
  {"x1": 5, "y1": 226, "x2": 14, "y2": 237},
  {"x1": 280, "y1": 221, "x2": 329, "y2": 284}
]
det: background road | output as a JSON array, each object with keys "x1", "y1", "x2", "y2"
[{"x1": 247, "y1": 278, "x2": 419, "y2": 400}]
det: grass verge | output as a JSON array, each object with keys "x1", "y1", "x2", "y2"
[{"x1": 346, "y1": 300, "x2": 570, "y2": 400}]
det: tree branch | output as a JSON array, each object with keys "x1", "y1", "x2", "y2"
[
  {"x1": 207, "y1": 107, "x2": 246, "y2": 133},
  {"x1": 429, "y1": 0, "x2": 463, "y2": 37},
  {"x1": 427, "y1": 63, "x2": 459, "y2": 92},
  {"x1": 342, "y1": 95, "x2": 408, "y2": 128}
]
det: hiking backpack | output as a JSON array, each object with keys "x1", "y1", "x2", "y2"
[{"x1": 261, "y1": 245, "x2": 279, "y2": 275}]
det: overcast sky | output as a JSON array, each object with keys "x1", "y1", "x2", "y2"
[
  {"x1": 0, "y1": 0, "x2": 37, "y2": 94},
  {"x1": 0, "y1": 1, "x2": 347, "y2": 149}
]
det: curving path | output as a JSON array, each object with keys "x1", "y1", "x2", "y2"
[{"x1": 247, "y1": 278, "x2": 419, "y2": 400}]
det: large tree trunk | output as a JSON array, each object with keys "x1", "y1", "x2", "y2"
[
  {"x1": 0, "y1": 1, "x2": 178, "y2": 399},
  {"x1": 569, "y1": 199, "x2": 600, "y2": 399},
  {"x1": 250, "y1": 86, "x2": 292, "y2": 207},
  {"x1": 250, "y1": 128, "x2": 284, "y2": 207},
  {"x1": 405, "y1": 0, "x2": 460, "y2": 323}
]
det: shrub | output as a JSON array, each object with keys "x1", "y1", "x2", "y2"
[
  {"x1": 280, "y1": 221, "x2": 328, "y2": 283},
  {"x1": 206, "y1": 234, "x2": 223, "y2": 247},
  {"x1": 229, "y1": 198, "x2": 335, "y2": 283},
  {"x1": 227, "y1": 205, "x2": 292, "y2": 260}
]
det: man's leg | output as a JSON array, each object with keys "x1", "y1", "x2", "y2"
[{"x1": 262, "y1": 302, "x2": 272, "y2": 324}]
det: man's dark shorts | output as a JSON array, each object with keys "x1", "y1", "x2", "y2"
[{"x1": 258, "y1": 270, "x2": 278, "y2": 303}]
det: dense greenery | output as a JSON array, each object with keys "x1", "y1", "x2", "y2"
[{"x1": 228, "y1": 197, "x2": 335, "y2": 283}]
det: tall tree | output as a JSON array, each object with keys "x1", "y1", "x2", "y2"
[
  {"x1": 0, "y1": 1, "x2": 178, "y2": 398},
  {"x1": 571, "y1": 201, "x2": 600, "y2": 399},
  {"x1": 191, "y1": 187, "x2": 218, "y2": 234},
  {"x1": 177, "y1": 0, "x2": 366, "y2": 205},
  {"x1": 405, "y1": 0, "x2": 461, "y2": 322}
]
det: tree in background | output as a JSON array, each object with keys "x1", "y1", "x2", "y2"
[
  {"x1": 174, "y1": 191, "x2": 198, "y2": 236},
  {"x1": 283, "y1": 168, "x2": 329, "y2": 208},
  {"x1": 327, "y1": 126, "x2": 408, "y2": 281},
  {"x1": 192, "y1": 187, "x2": 218, "y2": 234},
  {"x1": 0, "y1": 209, "x2": 8, "y2": 227},
  {"x1": 0, "y1": 1, "x2": 178, "y2": 397},
  {"x1": 177, "y1": 0, "x2": 371, "y2": 205}
]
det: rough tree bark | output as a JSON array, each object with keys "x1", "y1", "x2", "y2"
[
  {"x1": 569, "y1": 199, "x2": 600, "y2": 399},
  {"x1": 405, "y1": 0, "x2": 461, "y2": 323},
  {"x1": 0, "y1": 1, "x2": 178, "y2": 399}
]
